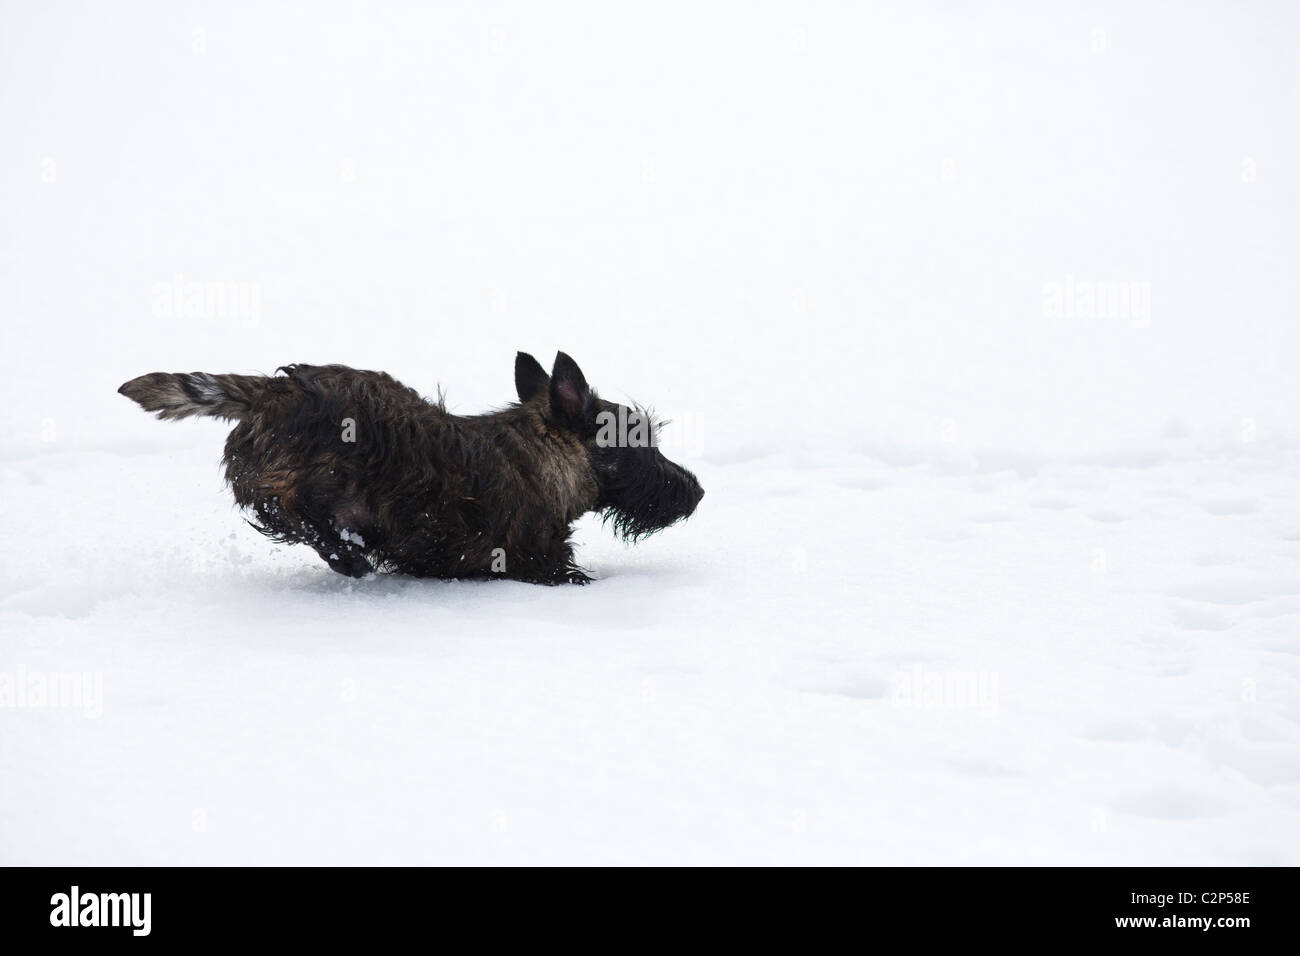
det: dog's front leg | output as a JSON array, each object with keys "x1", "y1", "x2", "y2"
[{"x1": 503, "y1": 545, "x2": 591, "y2": 585}]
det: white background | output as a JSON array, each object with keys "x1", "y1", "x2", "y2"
[{"x1": 2, "y1": 1, "x2": 1298, "y2": 864}]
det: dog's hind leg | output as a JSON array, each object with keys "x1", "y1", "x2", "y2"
[
  {"x1": 244, "y1": 495, "x2": 373, "y2": 578},
  {"x1": 305, "y1": 521, "x2": 373, "y2": 578},
  {"x1": 320, "y1": 502, "x2": 376, "y2": 578}
]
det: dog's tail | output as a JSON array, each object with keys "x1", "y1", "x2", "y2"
[{"x1": 117, "y1": 371, "x2": 265, "y2": 422}]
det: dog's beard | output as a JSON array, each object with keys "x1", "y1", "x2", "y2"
[{"x1": 595, "y1": 446, "x2": 704, "y2": 541}]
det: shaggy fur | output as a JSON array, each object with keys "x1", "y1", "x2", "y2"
[{"x1": 118, "y1": 352, "x2": 704, "y2": 583}]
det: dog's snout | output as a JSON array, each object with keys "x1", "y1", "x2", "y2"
[{"x1": 685, "y1": 476, "x2": 705, "y2": 513}]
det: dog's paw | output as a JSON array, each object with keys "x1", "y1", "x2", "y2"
[
  {"x1": 547, "y1": 568, "x2": 592, "y2": 586},
  {"x1": 325, "y1": 550, "x2": 373, "y2": 578}
]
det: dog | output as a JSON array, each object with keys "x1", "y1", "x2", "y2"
[{"x1": 118, "y1": 352, "x2": 704, "y2": 583}]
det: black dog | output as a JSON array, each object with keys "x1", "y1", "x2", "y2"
[{"x1": 118, "y1": 353, "x2": 703, "y2": 583}]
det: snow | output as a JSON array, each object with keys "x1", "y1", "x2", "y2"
[{"x1": 3, "y1": 1, "x2": 1300, "y2": 864}]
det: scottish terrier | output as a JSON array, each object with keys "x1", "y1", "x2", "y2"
[{"x1": 118, "y1": 352, "x2": 703, "y2": 583}]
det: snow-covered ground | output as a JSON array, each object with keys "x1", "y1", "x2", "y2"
[
  {"x1": 3, "y1": 2, "x2": 1299, "y2": 864},
  {"x1": 4, "y1": 432, "x2": 1300, "y2": 864}
]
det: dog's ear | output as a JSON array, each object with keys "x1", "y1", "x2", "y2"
[
  {"x1": 549, "y1": 351, "x2": 593, "y2": 428},
  {"x1": 515, "y1": 351, "x2": 548, "y2": 402}
]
